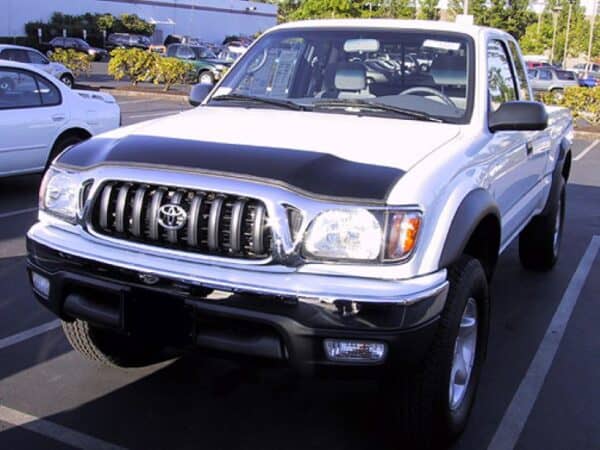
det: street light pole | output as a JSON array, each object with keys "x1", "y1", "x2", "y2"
[
  {"x1": 551, "y1": 7, "x2": 561, "y2": 65},
  {"x1": 586, "y1": 0, "x2": 598, "y2": 76},
  {"x1": 464, "y1": 0, "x2": 469, "y2": 15},
  {"x1": 562, "y1": 0, "x2": 574, "y2": 68}
]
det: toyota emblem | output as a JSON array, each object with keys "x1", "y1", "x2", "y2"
[{"x1": 158, "y1": 204, "x2": 187, "y2": 230}]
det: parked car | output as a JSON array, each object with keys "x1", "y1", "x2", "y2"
[
  {"x1": 27, "y1": 20, "x2": 572, "y2": 449},
  {"x1": 166, "y1": 44, "x2": 231, "y2": 84},
  {"x1": 577, "y1": 75, "x2": 597, "y2": 88},
  {"x1": 0, "y1": 60, "x2": 119, "y2": 177},
  {"x1": 0, "y1": 44, "x2": 74, "y2": 87},
  {"x1": 106, "y1": 33, "x2": 151, "y2": 50},
  {"x1": 42, "y1": 37, "x2": 108, "y2": 61},
  {"x1": 571, "y1": 62, "x2": 600, "y2": 79},
  {"x1": 528, "y1": 67, "x2": 579, "y2": 94}
]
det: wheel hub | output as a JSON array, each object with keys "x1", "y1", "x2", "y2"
[{"x1": 449, "y1": 297, "x2": 478, "y2": 411}]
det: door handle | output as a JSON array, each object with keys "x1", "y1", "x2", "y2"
[
  {"x1": 526, "y1": 141, "x2": 534, "y2": 156},
  {"x1": 51, "y1": 114, "x2": 66, "y2": 122}
]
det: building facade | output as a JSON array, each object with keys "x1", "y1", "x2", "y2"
[{"x1": 1, "y1": 0, "x2": 278, "y2": 44}]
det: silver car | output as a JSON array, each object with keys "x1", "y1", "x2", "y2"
[
  {"x1": 0, "y1": 44, "x2": 74, "y2": 87},
  {"x1": 527, "y1": 67, "x2": 579, "y2": 94}
]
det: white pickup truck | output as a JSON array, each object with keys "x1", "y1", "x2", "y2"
[{"x1": 27, "y1": 20, "x2": 573, "y2": 448}]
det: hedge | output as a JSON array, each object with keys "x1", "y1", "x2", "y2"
[
  {"x1": 537, "y1": 86, "x2": 600, "y2": 124},
  {"x1": 107, "y1": 48, "x2": 192, "y2": 91},
  {"x1": 49, "y1": 49, "x2": 92, "y2": 77}
]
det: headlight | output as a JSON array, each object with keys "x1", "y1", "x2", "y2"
[
  {"x1": 303, "y1": 209, "x2": 383, "y2": 261},
  {"x1": 302, "y1": 209, "x2": 422, "y2": 263},
  {"x1": 40, "y1": 168, "x2": 81, "y2": 222}
]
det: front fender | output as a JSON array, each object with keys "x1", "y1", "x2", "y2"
[{"x1": 438, "y1": 189, "x2": 500, "y2": 269}]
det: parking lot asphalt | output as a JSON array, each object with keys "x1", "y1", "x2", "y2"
[{"x1": 0, "y1": 97, "x2": 598, "y2": 450}]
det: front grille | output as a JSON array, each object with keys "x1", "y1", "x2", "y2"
[{"x1": 89, "y1": 181, "x2": 272, "y2": 259}]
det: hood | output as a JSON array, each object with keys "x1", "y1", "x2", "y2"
[
  {"x1": 58, "y1": 107, "x2": 460, "y2": 203},
  {"x1": 101, "y1": 106, "x2": 460, "y2": 172},
  {"x1": 205, "y1": 58, "x2": 232, "y2": 66}
]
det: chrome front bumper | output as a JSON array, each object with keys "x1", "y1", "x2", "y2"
[{"x1": 28, "y1": 222, "x2": 448, "y2": 311}]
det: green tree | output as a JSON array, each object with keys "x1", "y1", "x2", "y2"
[
  {"x1": 447, "y1": 0, "x2": 488, "y2": 24},
  {"x1": 417, "y1": 0, "x2": 440, "y2": 20},
  {"x1": 96, "y1": 14, "x2": 115, "y2": 31},
  {"x1": 117, "y1": 13, "x2": 155, "y2": 35},
  {"x1": 384, "y1": 0, "x2": 417, "y2": 18},
  {"x1": 291, "y1": 0, "x2": 366, "y2": 19}
]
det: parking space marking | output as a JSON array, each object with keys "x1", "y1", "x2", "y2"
[
  {"x1": 115, "y1": 98, "x2": 160, "y2": 105},
  {"x1": 127, "y1": 110, "x2": 184, "y2": 119},
  {"x1": 487, "y1": 235, "x2": 600, "y2": 450},
  {"x1": 0, "y1": 405, "x2": 127, "y2": 450},
  {"x1": 0, "y1": 321, "x2": 61, "y2": 351},
  {"x1": 0, "y1": 208, "x2": 37, "y2": 220},
  {"x1": 574, "y1": 140, "x2": 599, "y2": 161}
]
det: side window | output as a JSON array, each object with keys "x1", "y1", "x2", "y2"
[
  {"x1": 487, "y1": 40, "x2": 517, "y2": 111},
  {"x1": 1, "y1": 49, "x2": 28, "y2": 63},
  {"x1": 27, "y1": 51, "x2": 48, "y2": 65},
  {"x1": 35, "y1": 75, "x2": 61, "y2": 106},
  {"x1": 176, "y1": 45, "x2": 195, "y2": 60},
  {"x1": 166, "y1": 45, "x2": 178, "y2": 57},
  {"x1": 538, "y1": 69, "x2": 552, "y2": 80},
  {"x1": 0, "y1": 69, "x2": 43, "y2": 109},
  {"x1": 507, "y1": 41, "x2": 531, "y2": 101}
]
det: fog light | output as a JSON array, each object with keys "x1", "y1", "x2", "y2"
[
  {"x1": 324, "y1": 339, "x2": 386, "y2": 363},
  {"x1": 32, "y1": 273, "x2": 50, "y2": 298}
]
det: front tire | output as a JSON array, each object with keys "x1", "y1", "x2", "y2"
[
  {"x1": 519, "y1": 178, "x2": 565, "y2": 271},
  {"x1": 62, "y1": 319, "x2": 164, "y2": 368},
  {"x1": 385, "y1": 256, "x2": 489, "y2": 449},
  {"x1": 198, "y1": 70, "x2": 215, "y2": 85}
]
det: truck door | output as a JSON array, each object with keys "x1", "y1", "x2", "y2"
[{"x1": 486, "y1": 39, "x2": 546, "y2": 247}]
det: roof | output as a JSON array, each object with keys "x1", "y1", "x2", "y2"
[
  {"x1": 0, "y1": 59, "x2": 47, "y2": 74},
  {"x1": 269, "y1": 19, "x2": 507, "y2": 40},
  {"x1": 0, "y1": 44, "x2": 40, "y2": 51}
]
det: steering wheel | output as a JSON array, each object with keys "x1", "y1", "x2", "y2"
[{"x1": 400, "y1": 86, "x2": 457, "y2": 108}]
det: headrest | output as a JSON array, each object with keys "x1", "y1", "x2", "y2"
[
  {"x1": 334, "y1": 62, "x2": 367, "y2": 91},
  {"x1": 430, "y1": 55, "x2": 467, "y2": 86}
]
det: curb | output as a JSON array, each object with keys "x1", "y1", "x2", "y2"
[{"x1": 76, "y1": 84, "x2": 189, "y2": 100}]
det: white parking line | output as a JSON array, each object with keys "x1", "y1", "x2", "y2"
[
  {"x1": 487, "y1": 235, "x2": 600, "y2": 450},
  {"x1": 116, "y1": 98, "x2": 159, "y2": 105},
  {"x1": 0, "y1": 405, "x2": 128, "y2": 450},
  {"x1": 128, "y1": 110, "x2": 183, "y2": 119},
  {"x1": 0, "y1": 207, "x2": 37, "y2": 220},
  {"x1": 574, "y1": 139, "x2": 599, "y2": 161},
  {"x1": 0, "y1": 320, "x2": 61, "y2": 351}
]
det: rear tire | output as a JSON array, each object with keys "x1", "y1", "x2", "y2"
[
  {"x1": 46, "y1": 133, "x2": 87, "y2": 170},
  {"x1": 62, "y1": 319, "x2": 164, "y2": 368},
  {"x1": 385, "y1": 256, "x2": 490, "y2": 449},
  {"x1": 519, "y1": 178, "x2": 565, "y2": 271},
  {"x1": 59, "y1": 74, "x2": 74, "y2": 88}
]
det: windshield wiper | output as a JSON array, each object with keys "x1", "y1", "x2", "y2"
[
  {"x1": 313, "y1": 99, "x2": 443, "y2": 123},
  {"x1": 210, "y1": 93, "x2": 306, "y2": 111}
]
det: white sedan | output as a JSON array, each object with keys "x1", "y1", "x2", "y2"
[{"x1": 0, "y1": 60, "x2": 120, "y2": 178}]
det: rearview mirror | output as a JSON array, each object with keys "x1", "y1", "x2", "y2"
[
  {"x1": 489, "y1": 101, "x2": 548, "y2": 132},
  {"x1": 189, "y1": 82, "x2": 213, "y2": 106},
  {"x1": 343, "y1": 39, "x2": 380, "y2": 53}
]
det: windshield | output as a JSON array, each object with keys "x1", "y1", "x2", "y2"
[{"x1": 212, "y1": 29, "x2": 473, "y2": 123}]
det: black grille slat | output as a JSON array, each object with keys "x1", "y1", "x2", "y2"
[{"x1": 91, "y1": 182, "x2": 271, "y2": 260}]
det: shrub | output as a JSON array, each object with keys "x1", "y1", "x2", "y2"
[
  {"x1": 49, "y1": 48, "x2": 92, "y2": 77},
  {"x1": 537, "y1": 86, "x2": 600, "y2": 124},
  {"x1": 108, "y1": 48, "x2": 157, "y2": 85},
  {"x1": 153, "y1": 57, "x2": 192, "y2": 91}
]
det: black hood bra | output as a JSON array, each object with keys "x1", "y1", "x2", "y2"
[{"x1": 58, "y1": 135, "x2": 405, "y2": 204}]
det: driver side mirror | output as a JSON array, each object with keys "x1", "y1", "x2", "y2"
[
  {"x1": 189, "y1": 82, "x2": 213, "y2": 106},
  {"x1": 489, "y1": 101, "x2": 548, "y2": 132}
]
